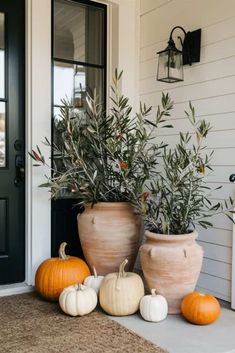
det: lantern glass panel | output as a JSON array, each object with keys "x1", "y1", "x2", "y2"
[{"x1": 157, "y1": 49, "x2": 183, "y2": 83}]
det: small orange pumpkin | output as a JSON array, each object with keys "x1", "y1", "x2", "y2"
[
  {"x1": 181, "y1": 291, "x2": 221, "y2": 325},
  {"x1": 35, "y1": 242, "x2": 90, "y2": 301}
]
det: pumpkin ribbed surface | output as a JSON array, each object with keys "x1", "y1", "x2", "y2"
[
  {"x1": 181, "y1": 291, "x2": 221, "y2": 325},
  {"x1": 59, "y1": 284, "x2": 97, "y2": 316},
  {"x1": 35, "y1": 243, "x2": 90, "y2": 301},
  {"x1": 140, "y1": 289, "x2": 168, "y2": 322},
  {"x1": 99, "y1": 259, "x2": 145, "y2": 316}
]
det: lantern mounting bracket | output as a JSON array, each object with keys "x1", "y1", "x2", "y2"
[{"x1": 168, "y1": 26, "x2": 201, "y2": 66}]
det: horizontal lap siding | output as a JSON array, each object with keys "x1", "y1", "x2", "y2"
[{"x1": 140, "y1": 0, "x2": 235, "y2": 301}]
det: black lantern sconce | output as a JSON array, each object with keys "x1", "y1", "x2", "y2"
[{"x1": 157, "y1": 26, "x2": 201, "y2": 83}]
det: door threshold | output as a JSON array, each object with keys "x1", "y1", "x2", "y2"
[{"x1": 0, "y1": 282, "x2": 34, "y2": 297}]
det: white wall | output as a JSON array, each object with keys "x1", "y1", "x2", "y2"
[{"x1": 140, "y1": 0, "x2": 235, "y2": 302}]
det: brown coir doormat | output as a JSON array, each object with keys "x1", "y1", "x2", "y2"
[{"x1": 0, "y1": 292, "x2": 168, "y2": 353}]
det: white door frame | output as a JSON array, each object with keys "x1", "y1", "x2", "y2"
[{"x1": 25, "y1": 0, "x2": 52, "y2": 285}]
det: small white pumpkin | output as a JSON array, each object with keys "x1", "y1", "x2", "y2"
[
  {"x1": 84, "y1": 267, "x2": 104, "y2": 294},
  {"x1": 99, "y1": 259, "x2": 145, "y2": 316},
  {"x1": 59, "y1": 283, "x2": 97, "y2": 317},
  {"x1": 140, "y1": 289, "x2": 168, "y2": 322}
]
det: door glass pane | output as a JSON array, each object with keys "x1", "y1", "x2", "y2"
[
  {"x1": 0, "y1": 102, "x2": 6, "y2": 167},
  {"x1": 54, "y1": 61, "x2": 104, "y2": 114},
  {"x1": 54, "y1": 62, "x2": 74, "y2": 106},
  {"x1": 74, "y1": 65, "x2": 104, "y2": 109},
  {"x1": 0, "y1": 13, "x2": 5, "y2": 98},
  {"x1": 54, "y1": 0, "x2": 105, "y2": 66}
]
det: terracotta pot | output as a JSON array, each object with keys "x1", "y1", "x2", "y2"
[
  {"x1": 140, "y1": 230, "x2": 203, "y2": 314},
  {"x1": 77, "y1": 202, "x2": 143, "y2": 275}
]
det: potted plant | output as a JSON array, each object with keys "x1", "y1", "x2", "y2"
[
  {"x1": 139, "y1": 102, "x2": 235, "y2": 313},
  {"x1": 30, "y1": 70, "x2": 173, "y2": 275}
]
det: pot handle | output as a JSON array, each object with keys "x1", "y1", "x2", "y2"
[{"x1": 148, "y1": 248, "x2": 154, "y2": 258}]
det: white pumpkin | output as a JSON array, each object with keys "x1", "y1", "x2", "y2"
[
  {"x1": 59, "y1": 283, "x2": 97, "y2": 317},
  {"x1": 140, "y1": 289, "x2": 168, "y2": 322},
  {"x1": 99, "y1": 259, "x2": 145, "y2": 316},
  {"x1": 84, "y1": 267, "x2": 104, "y2": 294}
]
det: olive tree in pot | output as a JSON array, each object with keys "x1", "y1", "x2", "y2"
[
  {"x1": 139, "y1": 103, "x2": 235, "y2": 314},
  {"x1": 30, "y1": 70, "x2": 173, "y2": 275}
]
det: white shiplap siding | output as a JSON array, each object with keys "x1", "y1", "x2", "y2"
[{"x1": 139, "y1": 0, "x2": 235, "y2": 301}]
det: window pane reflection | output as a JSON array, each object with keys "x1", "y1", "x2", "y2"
[
  {"x1": 54, "y1": 0, "x2": 104, "y2": 66},
  {"x1": 53, "y1": 61, "x2": 104, "y2": 120},
  {"x1": 0, "y1": 102, "x2": 6, "y2": 167},
  {"x1": 54, "y1": 62, "x2": 74, "y2": 106}
]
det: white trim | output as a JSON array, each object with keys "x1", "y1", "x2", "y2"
[
  {"x1": 0, "y1": 283, "x2": 34, "y2": 297},
  {"x1": 105, "y1": 1, "x2": 118, "y2": 112},
  {"x1": 25, "y1": 0, "x2": 52, "y2": 286}
]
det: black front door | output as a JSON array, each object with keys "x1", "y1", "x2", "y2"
[{"x1": 0, "y1": 0, "x2": 25, "y2": 284}]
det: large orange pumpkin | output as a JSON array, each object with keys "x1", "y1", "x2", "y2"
[
  {"x1": 181, "y1": 291, "x2": 221, "y2": 325},
  {"x1": 35, "y1": 242, "x2": 90, "y2": 301}
]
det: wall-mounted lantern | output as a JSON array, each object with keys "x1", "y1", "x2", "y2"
[{"x1": 157, "y1": 26, "x2": 201, "y2": 83}]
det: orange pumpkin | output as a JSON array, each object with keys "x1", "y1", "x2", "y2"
[
  {"x1": 181, "y1": 291, "x2": 221, "y2": 325},
  {"x1": 35, "y1": 242, "x2": 90, "y2": 301}
]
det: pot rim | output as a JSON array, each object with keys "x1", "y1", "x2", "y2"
[
  {"x1": 84, "y1": 201, "x2": 135, "y2": 209},
  {"x1": 145, "y1": 230, "x2": 198, "y2": 242}
]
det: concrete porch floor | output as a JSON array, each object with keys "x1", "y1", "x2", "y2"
[{"x1": 111, "y1": 304, "x2": 235, "y2": 353}]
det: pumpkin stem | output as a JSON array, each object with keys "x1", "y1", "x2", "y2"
[
  {"x1": 58, "y1": 242, "x2": 68, "y2": 260},
  {"x1": 118, "y1": 259, "x2": 128, "y2": 278},
  {"x1": 77, "y1": 283, "x2": 83, "y2": 291},
  {"x1": 151, "y1": 289, "x2": 157, "y2": 296},
  {"x1": 93, "y1": 266, "x2": 98, "y2": 278}
]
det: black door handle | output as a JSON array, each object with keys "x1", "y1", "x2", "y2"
[
  {"x1": 14, "y1": 154, "x2": 25, "y2": 187},
  {"x1": 229, "y1": 174, "x2": 235, "y2": 182}
]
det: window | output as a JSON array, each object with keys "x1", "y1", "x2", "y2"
[{"x1": 53, "y1": 0, "x2": 106, "y2": 124}]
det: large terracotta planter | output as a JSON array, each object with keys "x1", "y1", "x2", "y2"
[
  {"x1": 77, "y1": 202, "x2": 143, "y2": 275},
  {"x1": 140, "y1": 230, "x2": 203, "y2": 314}
]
